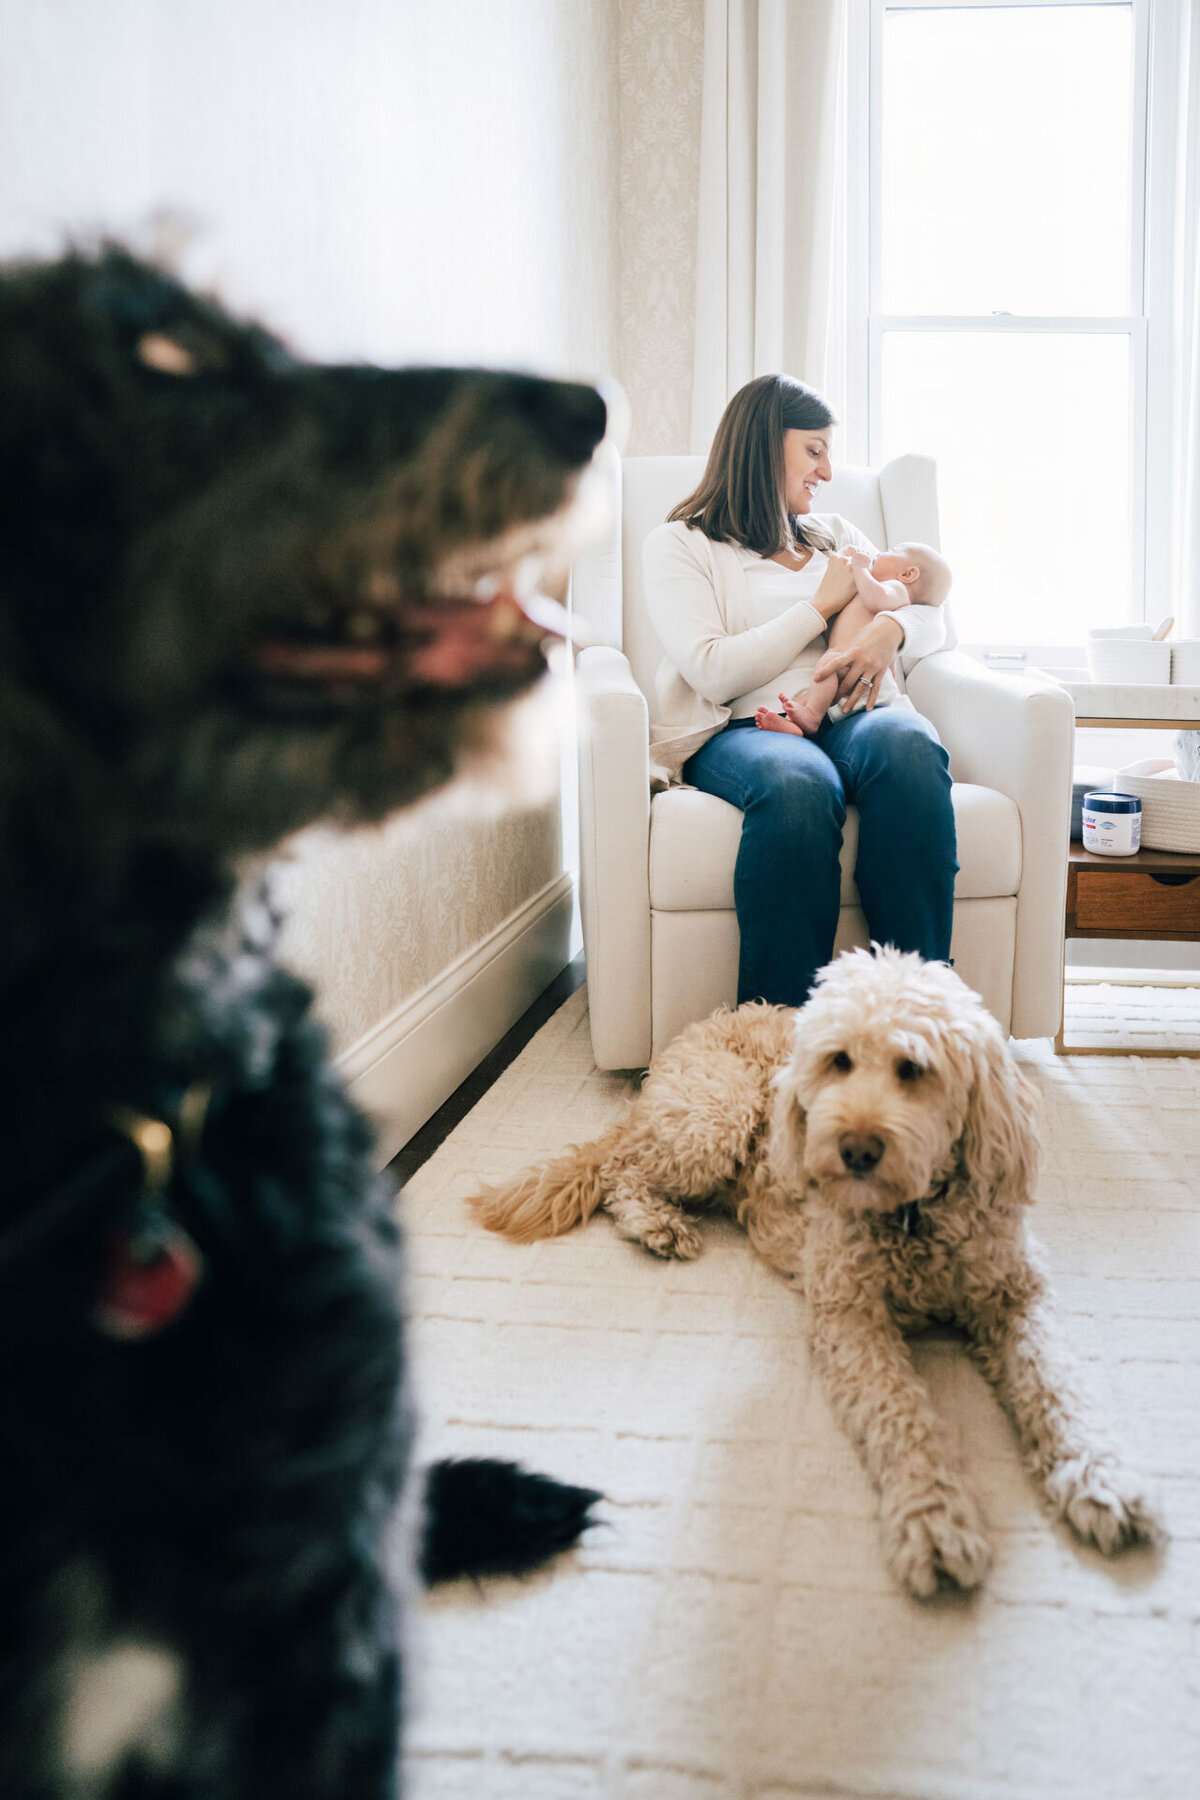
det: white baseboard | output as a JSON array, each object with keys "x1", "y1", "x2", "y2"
[
  {"x1": 1065, "y1": 939, "x2": 1200, "y2": 973},
  {"x1": 336, "y1": 873, "x2": 574, "y2": 1167},
  {"x1": 1066, "y1": 966, "x2": 1200, "y2": 987}
]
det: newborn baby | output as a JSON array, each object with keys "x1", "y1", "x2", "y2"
[{"x1": 757, "y1": 540, "x2": 951, "y2": 737}]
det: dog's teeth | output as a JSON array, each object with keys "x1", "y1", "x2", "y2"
[
  {"x1": 511, "y1": 553, "x2": 543, "y2": 596},
  {"x1": 487, "y1": 601, "x2": 522, "y2": 641},
  {"x1": 520, "y1": 593, "x2": 571, "y2": 638}
]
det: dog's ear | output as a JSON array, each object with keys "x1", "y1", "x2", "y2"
[{"x1": 958, "y1": 1024, "x2": 1041, "y2": 1205}]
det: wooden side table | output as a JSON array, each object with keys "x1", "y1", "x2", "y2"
[{"x1": 1056, "y1": 708, "x2": 1200, "y2": 1055}]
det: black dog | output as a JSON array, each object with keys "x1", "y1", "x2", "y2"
[{"x1": 0, "y1": 247, "x2": 605, "y2": 1797}]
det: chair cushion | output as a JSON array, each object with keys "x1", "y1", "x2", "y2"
[{"x1": 649, "y1": 781, "x2": 1021, "y2": 911}]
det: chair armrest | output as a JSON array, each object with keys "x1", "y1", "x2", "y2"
[
  {"x1": 907, "y1": 651, "x2": 1073, "y2": 1038},
  {"x1": 576, "y1": 647, "x2": 653, "y2": 1068}
]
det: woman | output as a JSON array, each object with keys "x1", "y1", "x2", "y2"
[{"x1": 644, "y1": 373, "x2": 957, "y2": 1008}]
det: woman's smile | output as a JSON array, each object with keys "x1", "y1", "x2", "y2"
[{"x1": 784, "y1": 427, "x2": 832, "y2": 514}]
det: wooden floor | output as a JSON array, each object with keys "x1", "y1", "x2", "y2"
[{"x1": 386, "y1": 954, "x2": 586, "y2": 1186}]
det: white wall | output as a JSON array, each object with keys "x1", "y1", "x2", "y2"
[
  {"x1": 1, "y1": 0, "x2": 619, "y2": 377},
  {"x1": 1, "y1": 0, "x2": 622, "y2": 1142}
]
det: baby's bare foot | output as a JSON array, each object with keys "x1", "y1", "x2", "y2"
[
  {"x1": 785, "y1": 697, "x2": 825, "y2": 734},
  {"x1": 755, "y1": 707, "x2": 805, "y2": 736}
]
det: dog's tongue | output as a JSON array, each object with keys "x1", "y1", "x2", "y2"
[
  {"x1": 405, "y1": 590, "x2": 564, "y2": 687},
  {"x1": 254, "y1": 641, "x2": 393, "y2": 681},
  {"x1": 255, "y1": 589, "x2": 567, "y2": 690}
]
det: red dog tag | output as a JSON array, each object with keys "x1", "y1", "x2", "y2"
[{"x1": 95, "y1": 1222, "x2": 203, "y2": 1340}]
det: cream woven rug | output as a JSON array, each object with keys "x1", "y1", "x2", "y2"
[{"x1": 400, "y1": 986, "x2": 1200, "y2": 1800}]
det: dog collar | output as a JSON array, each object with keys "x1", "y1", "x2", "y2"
[
  {"x1": 888, "y1": 1180, "x2": 951, "y2": 1238},
  {"x1": 92, "y1": 1096, "x2": 208, "y2": 1340},
  {"x1": 2, "y1": 1086, "x2": 209, "y2": 1338},
  {"x1": 0, "y1": 1133, "x2": 145, "y2": 1278}
]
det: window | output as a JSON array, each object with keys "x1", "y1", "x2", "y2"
[{"x1": 857, "y1": 0, "x2": 1148, "y2": 661}]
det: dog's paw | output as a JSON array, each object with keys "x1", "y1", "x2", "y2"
[
  {"x1": 884, "y1": 1487, "x2": 992, "y2": 1598},
  {"x1": 639, "y1": 1214, "x2": 703, "y2": 1261},
  {"x1": 1046, "y1": 1455, "x2": 1163, "y2": 1554}
]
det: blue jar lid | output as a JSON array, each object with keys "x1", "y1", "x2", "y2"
[{"x1": 1083, "y1": 791, "x2": 1142, "y2": 814}]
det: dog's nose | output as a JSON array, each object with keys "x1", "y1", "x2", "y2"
[
  {"x1": 839, "y1": 1132, "x2": 885, "y2": 1175},
  {"x1": 524, "y1": 379, "x2": 608, "y2": 464}
]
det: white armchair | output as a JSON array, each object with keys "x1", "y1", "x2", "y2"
[{"x1": 571, "y1": 453, "x2": 1073, "y2": 1069}]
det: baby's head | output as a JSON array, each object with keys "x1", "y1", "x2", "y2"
[{"x1": 872, "y1": 542, "x2": 951, "y2": 607}]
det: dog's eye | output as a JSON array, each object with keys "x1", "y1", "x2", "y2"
[
  {"x1": 896, "y1": 1058, "x2": 925, "y2": 1083},
  {"x1": 137, "y1": 327, "x2": 230, "y2": 377},
  {"x1": 831, "y1": 1051, "x2": 853, "y2": 1073}
]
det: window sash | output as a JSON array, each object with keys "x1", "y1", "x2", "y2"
[{"x1": 854, "y1": 0, "x2": 1150, "y2": 655}]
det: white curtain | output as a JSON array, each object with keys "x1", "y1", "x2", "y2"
[
  {"x1": 1154, "y1": 0, "x2": 1200, "y2": 634},
  {"x1": 690, "y1": 0, "x2": 847, "y2": 454}
]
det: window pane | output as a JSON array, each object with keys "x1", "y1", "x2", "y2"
[
  {"x1": 879, "y1": 331, "x2": 1132, "y2": 644},
  {"x1": 881, "y1": 5, "x2": 1133, "y2": 316}
]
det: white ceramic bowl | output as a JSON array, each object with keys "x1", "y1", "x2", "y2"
[{"x1": 1086, "y1": 635, "x2": 1172, "y2": 684}]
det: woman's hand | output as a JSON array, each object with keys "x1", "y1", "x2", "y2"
[
  {"x1": 810, "y1": 551, "x2": 858, "y2": 621},
  {"x1": 813, "y1": 613, "x2": 904, "y2": 709}
]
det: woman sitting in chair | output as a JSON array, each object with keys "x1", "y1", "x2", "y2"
[{"x1": 644, "y1": 372, "x2": 957, "y2": 1008}]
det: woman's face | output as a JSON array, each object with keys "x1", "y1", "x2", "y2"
[{"x1": 783, "y1": 426, "x2": 833, "y2": 515}]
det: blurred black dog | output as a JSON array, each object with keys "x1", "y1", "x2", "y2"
[{"x1": 0, "y1": 247, "x2": 606, "y2": 1797}]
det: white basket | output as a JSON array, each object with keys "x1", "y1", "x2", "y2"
[
  {"x1": 1113, "y1": 758, "x2": 1200, "y2": 852},
  {"x1": 1087, "y1": 635, "x2": 1171, "y2": 683},
  {"x1": 1171, "y1": 639, "x2": 1200, "y2": 684}
]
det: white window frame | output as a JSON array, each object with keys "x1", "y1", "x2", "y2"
[{"x1": 846, "y1": 0, "x2": 1152, "y2": 670}]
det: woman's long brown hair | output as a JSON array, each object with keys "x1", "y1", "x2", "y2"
[{"x1": 668, "y1": 374, "x2": 837, "y2": 555}]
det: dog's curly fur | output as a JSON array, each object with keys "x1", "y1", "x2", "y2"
[
  {"x1": 0, "y1": 246, "x2": 605, "y2": 1797},
  {"x1": 475, "y1": 946, "x2": 1162, "y2": 1597}
]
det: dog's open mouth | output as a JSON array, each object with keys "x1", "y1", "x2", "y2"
[
  {"x1": 253, "y1": 586, "x2": 564, "y2": 699},
  {"x1": 248, "y1": 449, "x2": 609, "y2": 709}
]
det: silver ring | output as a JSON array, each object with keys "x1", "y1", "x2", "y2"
[{"x1": 857, "y1": 675, "x2": 873, "y2": 687}]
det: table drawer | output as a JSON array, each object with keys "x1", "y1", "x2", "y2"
[{"x1": 1075, "y1": 869, "x2": 1200, "y2": 933}]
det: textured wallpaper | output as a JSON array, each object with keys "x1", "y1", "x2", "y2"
[
  {"x1": 275, "y1": 799, "x2": 563, "y2": 1052},
  {"x1": 618, "y1": 0, "x2": 705, "y2": 454}
]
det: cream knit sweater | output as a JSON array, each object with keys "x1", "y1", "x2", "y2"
[{"x1": 643, "y1": 516, "x2": 948, "y2": 784}]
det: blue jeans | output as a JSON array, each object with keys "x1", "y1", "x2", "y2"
[{"x1": 682, "y1": 708, "x2": 957, "y2": 1007}]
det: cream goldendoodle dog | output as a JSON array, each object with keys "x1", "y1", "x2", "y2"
[{"x1": 473, "y1": 946, "x2": 1160, "y2": 1597}]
